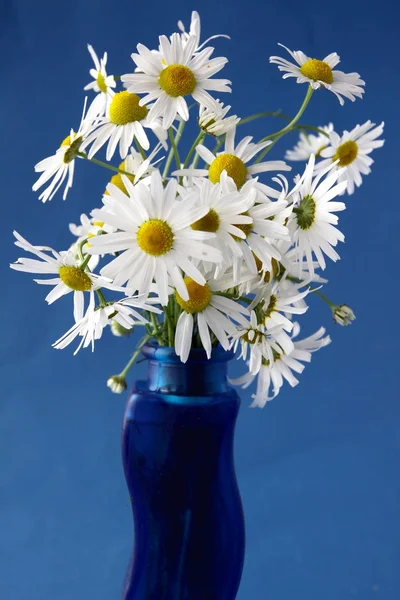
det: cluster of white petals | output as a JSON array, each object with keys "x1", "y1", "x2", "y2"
[{"x1": 11, "y1": 11, "x2": 383, "y2": 404}]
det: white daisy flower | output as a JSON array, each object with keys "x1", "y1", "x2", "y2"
[
  {"x1": 69, "y1": 213, "x2": 115, "y2": 244},
  {"x1": 82, "y1": 91, "x2": 167, "y2": 160},
  {"x1": 231, "y1": 310, "x2": 294, "y2": 375},
  {"x1": 198, "y1": 100, "x2": 240, "y2": 136},
  {"x1": 121, "y1": 33, "x2": 231, "y2": 130},
  {"x1": 187, "y1": 174, "x2": 254, "y2": 261},
  {"x1": 107, "y1": 375, "x2": 127, "y2": 394},
  {"x1": 333, "y1": 304, "x2": 356, "y2": 326},
  {"x1": 269, "y1": 44, "x2": 365, "y2": 105},
  {"x1": 177, "y1": 10, "x2": 230, "y2": 52},
  {"x1": 53, "y1": 293, "x2": 161, "y2": 355},
  {"x1": 231, "y1": 323, "x2": 331, "y2": 406},
  {"x1": 84, "y1": 44, "x2": 116, "y2": 120},
  {"x1": 10, "y1": 231, "x2": 123, "y2": 321},
  {"x1": 250, "y1": 281, "x2": 310, "y2": 333},
  {"x1": 174, "y1": 126, "x2": 290, "y2": 189},
  {"x1": 285, "y1": 124, "x2": 334, "y2": 161},
  {"x1": 288, "y1": 154, "x2": 347, "y2": 275},
  {"x1": 87, "y1": 170, "x2": 222, "y2": 306},
  {"x1": 316, "y1": 120, "x2": 385, "y2": 195},
  {"x1": 32, "y1": 98, "x2": 93, "y2": 202},
  {"x1": 174, "y1": 274, "x2": 250, "y2": 363}
]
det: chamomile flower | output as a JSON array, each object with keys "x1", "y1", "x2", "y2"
[
  {"x1": 231, "y1": 323, "x2": 331, "y2": 406},
  {"x1": 174, "y1": 275, "x2": 250, "y2": 363},
  {"x1": 270, "y1": 44, "x2": 365, "y2": 105},
  {"x1": 198, "y1": 100, "x2": 240, "y2": 136},
  {"x1": 231, "y1": 310, "x2": 294, "y2": 375},
  {"x1": 84, "y1": 44, "x2": 116, "y2": 120},
  {"x1": 173, "y1": 126, "x2": 290, "y2": 189},
  {"x1": 33, "y1": 98, "x2": 92, "y2": 202},
  {"x1": 87, "y1": 170, "x2": 222, "y2": 305},
  {"x1": 69, "y1": 214, "x2": 115, "y2": 244},
  {"x1": 285, "y1": 124, "x2": 334, "y2": 161},
  {"x1": 187, "y1": 174, "x2": 254, "y2": 260},
  {"x1": 53, "y1": 293, "x2": 161, "y2": 355},
  {"x1": 121, "y1": 33, "x2": 231, "y2": 130},
  {"x1": 82, "y1": 91, "x2": 167, "y2": 159},
  {"x1": 250, "y1": 282, "x2": 310, "y2": 334},
  {"x1": 316, "y1": 121, "x2": 385, "y2": 195},
  {"x1": 288, "y1": 154, "x2": 347, "y2": 275},
  {"x1": 102, "y1": 143, "x2": 164, "y2": 196},
  {"x1": 10, "y1": 231, "x2": 122, "y2": 321},
  {"x1": 177, "y1": 10, "x2": 230, "y2": 52}
]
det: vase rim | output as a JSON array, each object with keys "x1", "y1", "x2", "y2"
[{"x1": 141, "y1": 342, "x2": 235, "y2": 364}]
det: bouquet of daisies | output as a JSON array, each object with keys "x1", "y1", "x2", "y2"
[{"x1": 10, "y1": 11, "x2": 384, "y2": 407}]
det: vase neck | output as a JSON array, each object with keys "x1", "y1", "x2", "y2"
[{"x1": 141, "y1": 344, "x2": 234, "y2": 396}]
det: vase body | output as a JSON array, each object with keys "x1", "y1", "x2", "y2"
[{"x1": 121, "y1": 344, "x2": 245, "y2": 600}]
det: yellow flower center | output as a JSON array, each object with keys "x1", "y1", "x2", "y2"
[
  {"x1": 60, "y1": 134, "x2": 73, "y2": 147},
  {"x1": 253, "y1": 254, "x2": 279, "y2": 283},
  {"x1": 300, "y1": 59, "x2": 333, "y2": 84},
  {"x1": 136, "y1": 219, "x2": 174, "y2": 256},
  {"x1": 232, "y1": 211, "x2": 253, "y2": 241},
  {"x1": 191, "y1": 209, "x2": 220, "y2": 233},
  {"x1": 264, "y1": 295, "x2": 277, "y2": 320},
  {"x1": 96, "y1": 72, "x2": 107, "y2": 93},
  {"x1": 109, "y1": 91, "x2": 148, "y2": 125},
  {"x1": 105, "y1": 160, "x2": 134, "y2": 196},
  {"x1": 333, "y1": 140, "x2": 358, "y2": 166},
  {"x1": 175, "y1": 277, "x2": 211, "y2": 313},
  {"x1": 242, "y1": 330, "x2": 263, "y2": 345},
  {"x1": 159, "y1": 65, "x2": 196, "y2": 97},
  {"x1": 59, "y1": 266, "x2": 92, "y2": 291},
  {"x1": 208, "y1": 154, "x2": 247, "y2": 189}
]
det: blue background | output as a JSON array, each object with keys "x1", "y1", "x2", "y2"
[{"x1": 1, "y1": 0, "x2": 398, "y2": 598}]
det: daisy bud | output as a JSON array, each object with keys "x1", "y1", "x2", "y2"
[
  {"x1": 333, "y1": 304, "x2": 356, "y2": 326},
  {"x1": 107, "y1": 375, "x2": 127, "y2": 394},
  {"x1": 110, "y1": 319, "x2": 134, "y2": 337}
]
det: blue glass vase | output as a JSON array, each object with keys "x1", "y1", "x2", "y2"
[{"x1": 121, "y1": 343, "x2": 245, "y2": 600}]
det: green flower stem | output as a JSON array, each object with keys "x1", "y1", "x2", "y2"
[
  {"x1": 255, "y1": 85, "x2": 314, "y2": 163},
  {"x1": 168, "y1": 127, "x2": 181, "y2": 171},
  {"x1": 96, "y1": 288, "x2": 108, "y2": 307},
  {"x1": 79, "y1": 253, "x2": 92, "y2": 270},
  {"x1": 134, "y1": 139, "x2": 147, "y2": 160},
  {"x1": 119, "y1": 334, "x2": 152, "y2": 378},
  {"x1": 77, "y1": 152, "x2": 135, "y2": 177},
  {"x1": 183, "y1": 130, "x2": 206, "y2": 169},
  {"x1": 312, "y1": 289, "x2": 335, "y2": 308},
  {"x1": 212, "y1": 135, "x2": 225, "y2": 154},
  {"x1": 77, "y1": 237, "x2": 89, "y2": 263},
  {"x1": 238, "y1": 110, "x2": 284, "y2": 125},
  {"x1": 162, "y1": 121, "x2": 186, "y2": 180}
]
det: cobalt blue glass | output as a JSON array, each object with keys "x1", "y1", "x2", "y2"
[{"x1": 121, "y1": 343, "x2": 245, "y2": 600}]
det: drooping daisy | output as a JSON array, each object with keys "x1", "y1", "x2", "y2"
[
  {"x1": 84, "y1": 44, "x2": 116, "y2": 121},
  {"x1": 288, "y1": 154, "x2": 347, "y2": 275},
  {"x1": 32, "y1": 98, "x2": 93, "y2": 202},
  {"x1": 82, "y1": 91, "x2": 167, "y2": 159},
  {"x1": 250, "y1": 281, "x2": 310, "y2": 334},
  {"x1": 121, "y1": 33, "x2": 231, "y2": 130},
  {"x1": 270, "y1": 44, "x2": 365, "y2": 105},
  {"x1": 285, "y1": 124, "x2": 334, "y2": 161},
  {"x1": 231, "y1": 310, "x2": 295, "y2": 375},
  {"x1": 53, "y1": 293, "x2": 161, "y2": 355},
  {"x1": 231, "y1": 322, "x2": 331, "y2": 406},
  {"x1": 173, "y1": 126, "x2": 291, "y2": 189},
  {"x1": 174, "y1": 275, "x2": 250, "y2": 363},
  {"x1": 177, "y1": 10, "x2": 230, "y2": 52},
  {"x1": 316, "y1": 120, "x2": 385, "y2": 195},
  {"x1": 10, "y1": 231, "x2": 123, "y2": 321},
  {"x1": 87, "y1": 171, "x2": 222, "y2": 305},
  {"x1": 198, "y1": 100, "x2": 240, "y2": 136}
]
